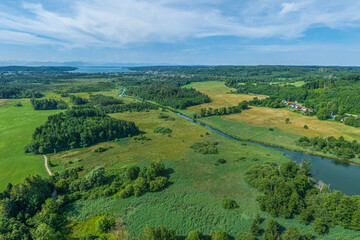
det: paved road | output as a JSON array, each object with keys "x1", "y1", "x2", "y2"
[
  {"x1": 118, "y1": 88, "x2": 126, "y2": 97},
  {"x1": 43, "y1": 155, "x2": 52, "y2": 176}
]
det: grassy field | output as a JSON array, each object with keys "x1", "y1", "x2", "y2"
[
  {"x1": 222, "y1": 107, "x2": 360, "y2": 141},
  {"x1": 0, "y1": 99, "x2": 61, "y2": 190},
  {"x1": 183, "y1": 81, "x2": 266, "y2": 115},
  {"x1": 49, "y1": 107, "x2": 359, "y2": 239}
]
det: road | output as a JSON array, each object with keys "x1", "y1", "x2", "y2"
[
  {"x1": 118, "y1": 88, "x2": 126, "y2": 97},
  {"x1": 43, "y1": 155, "x2": 52, "y2": 176}
]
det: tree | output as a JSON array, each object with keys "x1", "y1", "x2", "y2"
[
  {"x1": 211, "y1": 231, "x2": 229, "y2": 240},
  {"x1": 313, "y1": 218, "x2": 327, "y2": 235},
  {"x1": 133, "y1": 177, "x2": 148, "y2": 197},
  {"x1": 282, "y1": 227, "x2": 301, "y2": 240},
  {"x1": 304, "y1": 125, "x2": 308, "y2": 129},
  {"x1": 250, "y1": 214, "x2": 262, "y2": 236},
  {"x1": 236, "y1": 233, "x2": 255, "y2": 240},
  {"x1": 31, "y1": 224, "x2": 63, "y2": 240},
  {"x1": 126, "y1": 166, "x2": 140, "y2": 180},
  {"x1": 140, "y1": 225, "x2": 176, "y2": 240},
  {"x1": 95, "y1": 216, "x2": 116, "y2": 234},
  {"x1": 351, "y1": 209, "x2": 360, "y2": 230},
  {"x1": 285, "y1": 118, "x2": 290, "y2": 124},
  {"x1": 263, "y1": 220, "x2": 281, "y2": 240},
  {"x1": 186, "y1": 230, "x2": 204, "y2": 240},
  {"x1": 149, "y1": 177, "x2": 168, "y2": 192}
]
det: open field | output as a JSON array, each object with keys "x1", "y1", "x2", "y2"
[
  {"x1": 0, "y1": 99, "x2": 61, "y2": 190},
  {"x1": 222, "y1": 107, "x2": 360, "y2": 141},
  {"x1": 183, "y1": 81, "x2": 266, "y2": 114},
  {"x1": 49, "y1": 108, "x2": 359, "y2": 239}
]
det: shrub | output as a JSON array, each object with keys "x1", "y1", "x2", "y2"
[
  {"x1": 153, "y1": 127, "x2": 173, "y2": 134},
  {"x1": 191, "y1": 141, "x2": 218, "y2": 154},
  {"x1": 222, "y1": 198, "x2": 238, "y2": 209},
  {"x1": 250, "y1": 214, "x2": 262, "y2": 236},
  {"x1": 149, "y1": 177, "x2": 168, "y2": 192},
  {"x1": 140, "y1": 225, "x2": 176, "y2": 240},
  {"x1": 94, "y1": 147, "x2": 108, "y2": 153},
  {"x1": 211, "y1": 231, "x2": 229, "y2": 240},
  {"x1": 119, "y1": 184, "x2": 134, "y2": 198},
  {"x1": 235, "y1": 233, "x2": 255, "y2": 240},
  {"x1": 95, "y1": 216, "x2": 116, "y2": 233},
  {"x1": 313, "y1": 218, "x2": 328, "y2": 235},
  {"x1": 186, "y1": 230, "x2": 204, "y2": 240},
  {"x1": 133, "y1": 177, "x2": 148, "y2": 197},
  {"x1": 282, "y1": 227, "x2": 301, "y2": 240},
  {"x1": 14, "y1": 102, "x2": 23, "y2": 107},
  {"x1": 263, "y1": 220, "x2": 281, "y2": 240},
  {"x1": 126, "y1": 166, "x2": 140, "y2": 180},
  {"x1": 269, "y1": 128, "x2": 274, "y2": 131},
  {"x1": 304, "y1": 125, "x2": 309, "y2": 129},
  {"x1": 217, "y1": 159, "x2": 226, "y2": 164}
]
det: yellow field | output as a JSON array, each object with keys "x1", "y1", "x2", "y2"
[
  {"x1": 184, "y1": 81, "x2": 266, "y2": 113},
  {"x1": 222, "y1": 107, "x2": 360, "y2": 141}
]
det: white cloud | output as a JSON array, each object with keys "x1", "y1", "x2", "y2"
[{"x1": 0, "y1": 0, "x2": 360, "y2": 48}]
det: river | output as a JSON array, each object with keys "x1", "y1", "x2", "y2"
[{"x1": 177, "y1": 113, "x2": 360, "y2": 196}]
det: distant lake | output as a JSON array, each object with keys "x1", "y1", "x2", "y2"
[{"x1": 70, "y1": 66, "x2": 131, "y2": 73}]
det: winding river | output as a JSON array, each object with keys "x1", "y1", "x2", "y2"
[{"x1": 177, "y1": 113, "x2": 360, "y2": 196}]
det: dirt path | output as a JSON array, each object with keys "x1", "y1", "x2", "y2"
[
  {"x1": 0, "y1": 99, "x2": 8, "y2": 103},
  {"x1": 43, "y1": 155, "x2": 52, "y2": 176}
]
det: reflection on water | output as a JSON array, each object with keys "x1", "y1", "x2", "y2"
[{"x1": 177, "y1": 113, "x2": 360, "y2": 196}]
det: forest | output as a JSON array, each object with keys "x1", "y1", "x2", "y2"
[{"x1": 25, "y1": 108, "x2": 140, "y2": 154}]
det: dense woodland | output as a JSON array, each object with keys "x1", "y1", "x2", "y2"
[
  {"x1": 245, "y1": 160, "x2": 360, "y2": 234},
  {"x1": 30, "y1": 99, "x2": 68, "y2": 110},
  {"x1": 25, "y1": 108, "x2": 139, "y2": 154},
  {"x1": 126, "y1": 84, "x2": 211, "y2": 109}
]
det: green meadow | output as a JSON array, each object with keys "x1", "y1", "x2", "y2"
[{"x1": 0, "y1": 99, "x2": 61, "y2": 190}]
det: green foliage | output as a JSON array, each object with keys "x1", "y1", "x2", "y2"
[
  {"x1": 235, "y1": 232, "x2": 255, "y2": 240},
  {"x1": 31, "y1": 223, "x2": 63, "y2": 240},
  {"x1": 217, "y1": 158, "x2": 226, "y2": 164},
  {"x1": 199, "y1": 101, "x2": 248, "y2": 117},
  {"x1": 126, "y1": 166, "x2": 140, "y2": 180},
  {"x1": 186, "y1": 230, "x2": 204, "y2": 240},
  {"x1": 250, "y1": 214, "x2": 262, "y2": 236},
  {"x1": 30, "y1": 98, "x2": 68, "y2": 110},
  {"x1": 296, "y1": 136, "x2": 359, "y2": 160},
  {"x1": 94, "y1": 147, "x2": 108, "y2": 153},
  {"x1": 69, "y1": 95, "x2": 89, "y2": 105},
  {"x1": 222, "y1": 198, "x2": 238, "y2": 209},
  {"x1": 191, "y1": 141, "x2": 219, "y2": 154},
  {"x1": 119, "y1": 184, "x2": 134, "y2": 198},
  {"x1": 134, "y1": 177, "x2": 148, "y2": 197},
  {"x1": 127, "y1": 84, "x2": 211, "y2": 109},
  {"x1": 282, "y1": 227, "x2": 302, "y2": 240},
  {"x1": 313, "y1": 218, "x2": 328, "y2": 235},
  {"x1": 211, "y1": 230, "x2": 229, "y2": 240},
  {"x1": 95, "y1": 216, "x2": 116, "y2": 233},
  {"x1": 149, "y1": 177, "x2": 168, "y2": 192},
  {"x1": 89, "y1": 94, "x2": 123, "y2": 106},
  {"x1": 153, "y1": 127, "x2": 173, "y2": 134},
  {"x1": 25, "y1": 109, "x2": 139, "y2": 154},
  {"x1": 69, "y1": 167, "x2": 106, "y2": 192},
  {"x1": 263, "y1": 220, "x2": 281, "y2": 240},
  {"x1": 140, "y1": 225, "x2": 176, "y2": 240}
]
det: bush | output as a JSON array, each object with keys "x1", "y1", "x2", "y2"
[
  {"x1": 140, "y1": 225, "x2": 176, "y2": 240},
  {"x1": 191, "y1": 141, "x2": 218, "y2": 154},
  {"x1": 304, "y1": 125, "x2": 309, "y2": 129},
  {"x1": 126, "y1": 166, "x2": 140, "y2": 180},
  {"x1": 186, "y1": 230, "x2": 204, "y2": 240},
  {"x1": 95, "y1": 216, "x2": 116, "y2": 233},
  {"x1": 149, "y1": 177, "x2": 168, "y2": 192},
  {"x1": 250, "y1": 214, "x2": 262, "y2": 236},
  {"x1": 153, "y1": 127, "x2": 173, "y2": 134},
  {"x1": 235, "y1": 233, "x2": 255, "y2": 240},
  {"x1": 222, "y1": 198, "x2": 239, "y2": 209},
  {"x1": 133, "y1": 177, "x2": 148, "y2": 197},
  {"x1": 94, "y1": 147, "x2": 108, "y2": 153},
  {"x1": 263, "y1": 220, "x2": 281, "y2": 240},
  {"x1": 119, "y1": 184, "x2": 134, "y2": 198},
  {"x1": 14, "y1": 102, "x2": 23, "y2": 107},
  {"x1": 282, "y1": 227, "x2": 301, "y2": 240},
  {"x1": 217, "y1": 159, "x2": 226, "y2": 164},
  {"x1": 313, "y1": 218, "x2": 328, "y2": 235},
  {"x1": 211, "y1": 231, "x2": 229, "y2": 240}
]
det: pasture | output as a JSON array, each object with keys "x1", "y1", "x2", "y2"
[{"x1": 0, "y1": 99, "x2": 61, "y2": 190}]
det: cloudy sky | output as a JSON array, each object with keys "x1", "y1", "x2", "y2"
[{"x1": 1, "y1": 0, "x2": 360, "y2": 65}]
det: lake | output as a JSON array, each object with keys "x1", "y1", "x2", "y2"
[{"x1": 70, "y1": 66, "x2": 131, "y2": 73}]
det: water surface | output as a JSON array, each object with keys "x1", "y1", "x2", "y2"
[{"x1": 70, "y1": 66, "x2": 131, "y2": 73}]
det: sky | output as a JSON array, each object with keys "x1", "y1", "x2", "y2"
[{"x1": 1, "y1": 0, "x2": 360, "y2": 65}]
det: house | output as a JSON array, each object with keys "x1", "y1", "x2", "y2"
[
  {"x1": 290, "y1": 103, "x2": 296, "y2": 108},
  {"x1": 331, "y1": 115, "x2": 339, "y2": 119},
  {"x1": 296, "y1": 105, "x2": 301, "y2": 109},
  {"x1": 281, "y1": 100, "x2": 288, "y2": 104}
]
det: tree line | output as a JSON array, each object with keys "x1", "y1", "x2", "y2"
[
  {"x1": 30, "y1": 98, "x2": 68, "y2": 110},
  {"x1": 245, "y1": 160, "x2": 360, "y2": 235},
  {"x1": 127, "y1": 84, "x2": 211, "y2": 109}
]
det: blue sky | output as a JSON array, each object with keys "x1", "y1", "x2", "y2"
[{"x1": 1, "y1": 0, "x2": 360, "y2": 65}]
